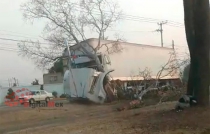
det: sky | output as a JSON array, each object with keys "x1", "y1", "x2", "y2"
[{"x1": 0, "y1": 0, "x2": 189, "y2": 87}]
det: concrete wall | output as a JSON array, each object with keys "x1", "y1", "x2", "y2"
[
  {"x1": 43, "y1": 73, "x2": 63, "y2": 84},
  {"x1": 0, "y1": 83, "x2": 64, "y2": 105}
]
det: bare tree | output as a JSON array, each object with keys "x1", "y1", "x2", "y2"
[
  {"x1": 116, "y1": 52, "x2": 188, "y2": 111},
  {"x1": 19, "y1": 0, "x2": 122, "y2": 71},
  {"x1": 18, "y1": 41, "x2": 63, "y2": 69},
  {"x1": 136, "y1": 52, "x2": 179, "y2": 99}
]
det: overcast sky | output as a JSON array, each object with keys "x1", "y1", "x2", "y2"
[{"x1": 0, "y1": 0, "x2": 188, "y2": 87}]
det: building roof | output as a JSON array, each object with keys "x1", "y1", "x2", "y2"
[{"x1": 111, "y1": 76, "x2": 180, "y2": 81}]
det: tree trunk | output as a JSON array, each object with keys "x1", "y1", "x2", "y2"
[
  {"x1": 80, "y1": 46, "x2": 105, "y2": 72},
  {"x1": 183, "y1": 0, "x2": 210, "y2": 106},
  {"x1": 192, "y1": 0, "x2": 210, "y2": 106},
  {"x1": 187, "y1": 66, "x2": 194, "y2": 95},
  {"x1": 183, "y1": 0, "x2": 195, "y2": 96}
]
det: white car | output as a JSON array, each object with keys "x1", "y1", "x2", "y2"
[{"x1": 19, "y1": 90, "x2": 54, "y2": 104}]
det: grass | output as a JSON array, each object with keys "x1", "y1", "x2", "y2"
[{"x1": 0, "y1": 95, "x2": 209, "y2": 134}]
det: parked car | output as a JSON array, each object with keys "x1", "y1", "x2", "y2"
[{"x1": 19, "y1": 90, "x2": 54, "y2": 104}]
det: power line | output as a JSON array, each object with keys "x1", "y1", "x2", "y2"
[
  {"x1": 0, "y1": 36, "x2": 189, "y2": 52},
  {"x1": 0, "y1": 42, "x2": 53, "y2": 50},
  {"x1": 108, "y1": 29, "x2": 154, "y2": 33},
  {"x1": 0, "y1": 8, "x2": 185, "y2": 43},
  {"x1": 0, "y1": 30, "x2": 40, "y2": 37},
  {"x1": 0, "y1": 48, "x2": 19, "y2": 52},
  {"x1": 73, "y1": 3, "x2": 184, "y2": 27},
  {"x1": 0, "y1": 43, "x2": 189, "y2": 53},
  {"x1": 0, "y1": 4, "x2": 186, "y2": 50},
  {"x1": 0, "y1": 46, "x2": 63, "y2": 53},
  {"x1": 0, "y1": 33, "x2": 41, "y2": 40},
  {"x1": 0, "y1": 37, "x2": 51, "y2": 45}
]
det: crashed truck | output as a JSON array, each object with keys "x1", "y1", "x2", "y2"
[{"x1": 62, "y1": 38, "x2": 180, "y2": 104}]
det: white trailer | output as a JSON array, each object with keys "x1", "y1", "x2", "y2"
[{"x1": 63, "y1": 38, "x2": 179, "y2": 103}]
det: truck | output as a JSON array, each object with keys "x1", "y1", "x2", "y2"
[{"x1": 62, "y1": 38, "x2": 180, "y2": 104}]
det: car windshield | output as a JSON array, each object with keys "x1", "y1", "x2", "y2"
[{"x1": 30, "y1": 91, "x2": 36, "y2": 95}]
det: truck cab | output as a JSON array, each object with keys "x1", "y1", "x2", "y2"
[
  {"x1": 62, "y1": 53, "x2": 115, "y2": 104},
  {"x1": 69, "y1": 53, "x2": 111, "y2": 72}
]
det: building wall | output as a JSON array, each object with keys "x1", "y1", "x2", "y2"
[
  {"x1": 0, "y1": 83, "x2": 64, "y2": 105},
  {"x1": 43, "y1": 72, "x2": 63, "y2": 84}
]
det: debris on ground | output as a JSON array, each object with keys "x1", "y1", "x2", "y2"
[
  {"x1": 116, "y1": 99, "x2": 141, "y2": 111},
  {"x1": 104, "y1": 82, "x2": 117, "y2": 103},
  {"x1": 175, "y1": 94, "x2": 197, "y2": 112}
]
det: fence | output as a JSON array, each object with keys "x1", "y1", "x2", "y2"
[{"x1": 0, "y1": 83, "x2": 64, "y2": 105}]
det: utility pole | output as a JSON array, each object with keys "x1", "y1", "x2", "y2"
[
  {"x1": 65, "y1": 39, "x2": 72, "y2": 69},
  {"x1": 172, "y1": 40, "x2": 175, "y2": 49},
  {"x1": 64, "y1": 39, "x2": 78, "y2": 97},
  {"x1": 16, "y1": 79, "x2": 19, "y2": 87},
  {"x1": 156, "y1": 21, "x2": 167, "y2": 47},
  {"x1": 8, "y1": 79, "x2": 10, "y2": 87}
]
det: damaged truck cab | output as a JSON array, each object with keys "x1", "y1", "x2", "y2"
[{"x1": 63, "y1": 52, "x2": 116, "y2": 104}]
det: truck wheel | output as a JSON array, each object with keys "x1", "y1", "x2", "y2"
[
  {"x1": 29, "y1": 98, "x2": 35, "y2": 104},
  {"x1": 45, "y1": 97, "x2": 50, "y2": 103}
]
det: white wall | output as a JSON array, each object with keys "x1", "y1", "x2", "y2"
[{"x1": 0, "y1": 83, "x2": 64, "y2": 105}]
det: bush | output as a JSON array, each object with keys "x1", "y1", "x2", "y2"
[
  {"x1": 116, "y1": 89, "x2": 125, "y2": 99},
  {"x1": 60, "y1": 94, "x2": 67, "y2": 98},
  {"x1": 52, "y1": 91, "x2": 58, "y2": 98},
  {"x1": 142, "y1": 87, "x2": 184, "y2": 105},
  {"x1": 5, "y1": 88, "x2": 16, "y2": 101}
]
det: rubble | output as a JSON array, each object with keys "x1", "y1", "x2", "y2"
[
  {"x1": 116, "y1": 100, "x2": 141, "y2": 111},
  {"x1": 175, "y1": 95, "x2": 197, "y2": 112},
  {"x1": 104, "y1": 83, "x2": 117, "y2": 102}
]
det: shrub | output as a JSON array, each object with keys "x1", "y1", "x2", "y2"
[
  {"x1": 117, "y1": 89, "x2": 126, "y2": 99},
  {"x1": 5, "y1": 88, "x2": 16, "y2": 101},
  {"x1": 52, "y1": 91, "x2": 58, "y2": 98},
  {"x1": 60, "y1": 94, "x2": 67, "y2": 98},
  {"x1": 142, "y1": 87, "x2": 184, "y2": 105}
]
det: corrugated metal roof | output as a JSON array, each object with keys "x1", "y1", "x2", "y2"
[{"x1": 111, "y1": 76, "x2": 180, "y2": 81}]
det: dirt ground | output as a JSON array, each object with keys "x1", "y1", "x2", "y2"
[{"x1": 0, "y1": 101, "x2": 209, "y2": 134}]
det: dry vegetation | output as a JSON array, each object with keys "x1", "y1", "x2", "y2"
[{"x1": 0, "y1": 99, "x2": 209, "y2": 134}]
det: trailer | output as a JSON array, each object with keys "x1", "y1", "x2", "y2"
[{"x1": 62, "y1": 38, "x2": 180, "y2": 103}]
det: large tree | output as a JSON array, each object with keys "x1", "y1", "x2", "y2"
[
  {"x1": 19, "y1": 0, "x2": 122, "y2": 71},
  {"x1": 183, "y1": 0, "x2": 210, "y2": 106}
]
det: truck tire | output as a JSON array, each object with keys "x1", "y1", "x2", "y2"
[
  {"x1": 29, "y1": 98, "x2": 35, "y2": 104},
  {"x1": 45, "y1": 97, "x2": 50, "y2": 103}
]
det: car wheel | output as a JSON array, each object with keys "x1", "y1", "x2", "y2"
[
  {"x1": 29, "y1": 98, "x2": 35, "y2": 104},
  {"x1": 45, "y1": 97, "x2": 50, "y2": 103}
]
